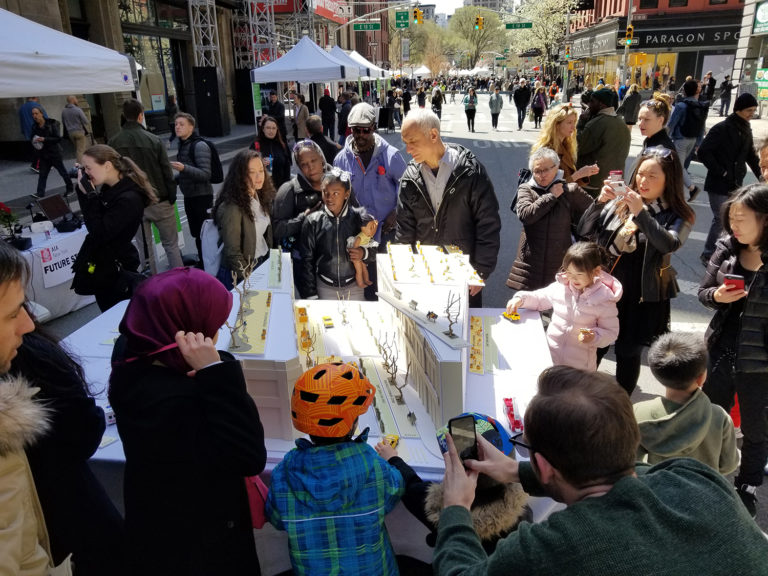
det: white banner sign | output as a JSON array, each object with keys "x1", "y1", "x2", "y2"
[{"x1": 34, "y1": 232, "x2": 83, "y2": 288}]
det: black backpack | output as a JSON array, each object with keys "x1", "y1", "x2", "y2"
[
  {"x1": 679, "y1": 100, "x2": 707, "y2": 138},
  {"x1": 189, "y1": 137, "x2": 224, "y2": 184}
]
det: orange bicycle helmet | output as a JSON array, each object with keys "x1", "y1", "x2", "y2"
[{"x1": 291, "y1": 362, "x2": 376, "y2": 438}]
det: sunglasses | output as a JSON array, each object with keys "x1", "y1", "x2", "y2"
[
  {"x1": 641, "y1": 145, "x2": 674, "y2": 160},
  {"x1": 352, "y1": 126, "x2": 373, "y2": 135},
  {"x1": 510, "y1": 432, "x2": 533, "y2": 459}
]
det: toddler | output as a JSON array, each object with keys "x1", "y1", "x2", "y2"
[{"x1": 506, "y1": 242, "x2": 622, "y2": 371}]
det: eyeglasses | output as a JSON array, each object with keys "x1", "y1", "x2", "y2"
[
  {"x1": 641, "y1": 146, "x2": 673, "y2": 160},
  {"x1": 510, "y1": 432, "x2": 533, "y2": 459},
  {"x1": 533, "y1": 164, "x2": 557, "y2": 176},
  {"x1": 352, "y1": 126, "x2": 373, "y2": 135}
]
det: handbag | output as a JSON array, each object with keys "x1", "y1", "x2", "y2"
[
  {"x1": 527, "y1": 108, "x2": 534, "y2": 122},
  {"x1": 245, "y1": 474, "x2": 269, "y2": 529}
]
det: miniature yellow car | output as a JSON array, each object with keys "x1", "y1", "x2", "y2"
[
  {"x1": 384, "y1": 434, "x2": 400, "y2": 449},
  {"x1": 503, "y1": 311, "x2": 520, "y2": 322},
  {"x1": 322, "y1": 316, "x2": 334, "y2": 329}
]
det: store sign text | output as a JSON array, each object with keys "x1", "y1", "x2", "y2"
[{"x1": 640, "y1": 28, "x2": 739, "y2": 48}]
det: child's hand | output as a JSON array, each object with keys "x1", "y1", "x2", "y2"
[
  {"x1": 506, "y1": 297, "x2": 522, "y2": 314},
  {"x1": 578, "y1": 328, "x2": 595, "y2": 343},
  {"x1": 347, "y1": 247, "x2": 364, "y2": 261},
  {"x1": 375, "y1": 441, "x2": 398, "y2": 460}
]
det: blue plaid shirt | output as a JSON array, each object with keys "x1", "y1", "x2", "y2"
[{"x1": 267, "y1": 433, "x2": 404, "y2": 575}]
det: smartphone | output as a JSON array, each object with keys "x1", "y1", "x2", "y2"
[
  {"x1": 449, "y1": 414, "x2": 478, "y2": 462},
  {"x1": 79, "y1": 166, "x2": 96, "y2": 195},
  {"x1": 724, "y1": 274, "x2": 745, "y2": 291},
  {"x1": 611, "y1": 180, "x2": 627, "y2": 196}
]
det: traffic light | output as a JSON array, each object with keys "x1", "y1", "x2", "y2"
[
  {"x1": 478, "y1": 16, "x2": 484, "y2": 30},
  {"x1": 417, "y1": 9, "x2": 423, "y2": 24},
  {"x1": 565, "y1": 44, "x2": 571, "y2": 59},
  {"x1": 624, "y1": 24, "x2": 634, "y2": 46},
  {"x1": 413, "y1": 8, "x2": 419, "y2": 24},
  {"x1": 474, "y1": 15, "x2": 481, "y2": 30}
]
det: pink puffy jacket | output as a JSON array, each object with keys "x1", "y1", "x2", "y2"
[{"x1": 517, "y1": 270, "x2": 623, "y2": 371}]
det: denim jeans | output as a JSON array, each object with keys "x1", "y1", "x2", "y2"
[
  {"x1": 516, "y1": 106, "x2": 526, "y2": 129},
  {"x1": 702, "y1": 191, "x2": 729, "y2": 260}
]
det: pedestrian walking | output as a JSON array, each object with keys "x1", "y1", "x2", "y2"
[
  {"x1": 488, "y1": 86, "x2": 503, "y2": 131},
  {"x1": 61, "y1": 96, "x2": 91, "y2": 163},
  {"x1": 513, "y1": 79, "x2": 531, "y2": 130},
  {"x1": 462, "y1": 88, "x2": 477, "y2": 132},
  {"x1": 30, "y1": 108, "x2": 73, "y2": 199}
]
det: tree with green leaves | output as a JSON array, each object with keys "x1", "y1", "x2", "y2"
[
  {"x1": 507, "y1": 0, "x2": 569, "y2": 76},
  {"x1": 448, "y1": 7, "x2": 507, "y2": 69}
]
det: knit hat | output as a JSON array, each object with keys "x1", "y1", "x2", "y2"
[
  {"x1": 347, "y1": 102, "x2": 376, "y2": 126},
  {"x1": 734, "y1": 93, "x2": 758, "y2": 112},
  {"x1": 591, "y1": 88, "x2": 615, "y2": 107}
]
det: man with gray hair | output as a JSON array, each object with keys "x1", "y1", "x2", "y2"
[
  {"x1": 60, "y1": 96, "x2": 91, "y2": 163},
  {"x1": 397, "y1": 108, "x2": 500, "y2": 306}
]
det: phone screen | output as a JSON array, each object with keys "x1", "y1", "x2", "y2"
[
  {"x1": 449, "y1": 415, "x2": 478, "y2": 461},
  {"x1": 724, "y1": 274, "x2": 745, "y2": 291},
  {"x1": 612, "y1": 181, "x2": 627, "y2": 196}
]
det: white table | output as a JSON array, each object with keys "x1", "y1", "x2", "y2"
[{"x1": 21, "y1": 227, "x2": 95, "y2": 320}]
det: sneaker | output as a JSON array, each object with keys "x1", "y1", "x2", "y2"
[
  {"x1": 29, "y1": 166, "x2": 39, "y2": 174},
  {"x1": 32, "y1": 193, "x2": 44, "y2": 199},
  {"x1": 736, "y1": 484, "x2": 758, "y2": 518},
  {"x1": 64, "y1": 188, "x2": 74, "y2": 198},
  {"x1": 688, "y1": 185, "x2": 701, "y2": 202},
  {"x1": 699, "y1": 254, "x2": 710, "y2": 267}
]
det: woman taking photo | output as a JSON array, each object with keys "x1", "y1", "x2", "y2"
[
  {"x1": 72, "y1": 144, "x2": 156, "y2": 311},
  {"x1": 213, "y1": 149, "x2": 274, "y2": 289},
  {"x1": 578, "y1": 146, "x2": 695, "y2": 394},
  {"x1": 462, "y1": 87, "x2": 478, "y2": 132},
  {"x1": 507, "y1": 147, "x2": 594, "y2": 292},
  {"x1": 109, "y1": 267, "x2": 266, "y2": 576},
  {"x1": 698, "y1": 183, "x2": 768, "y2": 518},
  {"x1": 251, "y1": 115, "x2": 291, "y2": 191},
  {"x1": 531, "y1": 104, "x2": 599, "y2": 183}
]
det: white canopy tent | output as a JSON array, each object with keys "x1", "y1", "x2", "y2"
[
  {"x1": 250, "y1": 36, "x2": 358, "y2": 83},
  {"x1": 348, "y1": 51, "x2": 391, "y2": 80},
  {"x1": 413, "y1": 65, "x2": 432, "y2": 76},
  {"x1": 329, "y1": 46, "x2": 369, "y2": 78},
  {"x1": 0, "y1": 8, "x2": 134, "y2": 97}
]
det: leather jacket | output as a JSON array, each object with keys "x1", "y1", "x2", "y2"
[
  {"x1": 578, "y1": 198, "x2": 691, "y2": 303},
  {"x1": 698, "y1": 236, "x2": 768, "y2": 373},
  {"x1": 299, "y1": 202, "x2": 375, "y2": 298}
]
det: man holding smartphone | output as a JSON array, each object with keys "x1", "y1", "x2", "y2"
[{"x1": 434, "y1": 366, "x2": 768, "y2": 574}]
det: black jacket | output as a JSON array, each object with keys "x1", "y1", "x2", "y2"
[
  {"x1": 697, "y1": 114, "x2": 761, "y2": 195},
  {"x1": 513, "y1": 85, "x2": 532, "y2": 108},
  {"x1": 31, "y1": 118, "x2": 63, "y2": 160},
  {"x1": 77, "y1": 177, "x2": 145, "y2": 273},
  {"x1": 698, "y1": 236, "x2": 768, "y2": 373},
  {"x1": 318, "y1": 94, "x2": 337, "y2": 122},
  {"x1": 578, "y1": 198, "x2": 691, "y2": 302},
  {"x1": 299, "y1": 202, "x2": 376, "y2": 297},
  {"x1": 395, "y1": 144, "x2": 501, "y2": 280},
  {"x1": 272, "y1": 172, "x2": 324, "y2": 251},
  {"x1": 338, "y1": 101, "x2": 352, "y2": 136},
  {"x1": 266, "y1": 99, "x2": 287, "y2": 137},
  {"x1": 109, "y1": 345, "x2": 266, "y2": 576}
]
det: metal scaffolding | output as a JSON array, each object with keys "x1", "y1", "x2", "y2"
[
  {"x1": 287, "y1": 0, "x2": 315, "y2": 45},
  {"x1": 232, "y1": 0, "x2": 277, "y2": 70},
  {"x1": 189, "y1": 0, "x2": 222, "y2": 67}
]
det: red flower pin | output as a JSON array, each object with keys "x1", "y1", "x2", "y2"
[{"x1": 377, "y1": 165, "x2": 386, "y2": 175}]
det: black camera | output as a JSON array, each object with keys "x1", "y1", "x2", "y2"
[{"x1": 69, "y1": 165, "x2": 96, "y2": 196}]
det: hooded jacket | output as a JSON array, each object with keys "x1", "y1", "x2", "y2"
[
  {"x1": 516, "y1": 270, "x2": 623, "y2": 371},
  {"x1": 266, "y1": 433, "x2": 403, "y2": 575},
  {"x1": 0, "y1": 375, "x2": 52, "y2": 576},
  {"x1": 696, "y1": 113, "x2": 761, "y2": 196},
  {"x1": 299, "y1": 201, "x2": 376, "y2": 297},
  {"x1": 396, "y1": 144, "x2": 501, "y2": 280},
  {"x1": 507, "y1": 179, "x2": 593, "y2": 291},
  {"x1": 698, "y1": 235, "x2": 768, "y2": 373},
  {"x1": 634, "y1": 389, "x2": 738, "y2": 474},
  {"x1": 334, "y1": 133, "x2": 408, "y2": 242}
]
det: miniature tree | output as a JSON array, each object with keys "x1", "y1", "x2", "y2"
[
  {"x1": 393, "y1": 360, "x2": 411, "y2": 404},
  {"x1": 225, "y1": 274, "x2": 247, "y2": 349},
  {"x1": 336, "y1": 290, "x2": 350, "y2": 325},
  {"x1": 385, "y1": 341, "x2": 399, "y2": 386},
  {"x1": 443, "y1": 291, "x2": 461, "y2": 338},
  {"x1": 301, "y1": 327, "x2": 316, "y2": 369}
]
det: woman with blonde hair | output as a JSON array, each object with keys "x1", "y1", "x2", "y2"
[{"x1": 532, "y1": 104, "x2": 599, "y2": 183}]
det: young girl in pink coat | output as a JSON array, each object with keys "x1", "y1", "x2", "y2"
[{"x1": 506, "y1": 242, "x2": 623, "y2": 371}]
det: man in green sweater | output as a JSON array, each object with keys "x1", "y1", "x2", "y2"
[{"x1": 435, "y1": 366, "x2": 768, "y2": 575}]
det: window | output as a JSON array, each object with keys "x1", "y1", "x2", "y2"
[
  {"x1": 709, "y1": 0, "x2": 727, "y2": 4},
  {"x1": 639, "y1": 0, "x2": 658, "y2": 7},
  {"x1": 668, "y1": 0, "x2": 688, "y2": 6}
]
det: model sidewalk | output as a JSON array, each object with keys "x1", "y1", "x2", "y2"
[{"x1": 0, "y1": 123, "x2": 257, "y2": 213}]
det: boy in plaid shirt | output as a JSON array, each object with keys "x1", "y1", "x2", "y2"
[{"x1": 266, "y1": 362, "x2": 404, "y2": 575}]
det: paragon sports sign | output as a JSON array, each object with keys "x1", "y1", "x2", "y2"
[{"x1": 635, "y1": 26, "x2": 740, "y2": 48}]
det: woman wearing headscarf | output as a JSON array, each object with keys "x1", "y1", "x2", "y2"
[{"x1": 109, "y1": 267, "x2": 266, "y2": 576}]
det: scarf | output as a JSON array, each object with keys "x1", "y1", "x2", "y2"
[{"x1": 602, "y1": 197, "x2": 668, "y2": 257}]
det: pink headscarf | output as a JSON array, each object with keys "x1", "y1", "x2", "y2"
[{"x1": 117, "y1": 267, "x2": 233, "y2": 373}]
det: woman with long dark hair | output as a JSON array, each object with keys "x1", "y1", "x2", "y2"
[
  {"x1": 213, "y1": 149, "x2": 275, "y2": 289},
  {"x1": 12, "y1": 325, "x2": 126, "y2": 576},
  {"x1": 578, "y1": 146, "x2": 695, "y2": 394},
  {"x1": 72, "y1": 144, "x2": 157, "y2": 311},
  {"x1": 251, "y1": 115, "x2": 291, "y2": 190},
  {"x1": 109, "y1": 267, "x2": 266, "y2": 575},
  {"x1": 699, "y1": 183, "x2": 768, "y2": 518},
  {"x1": 462, "y1": 87, "x2": 477, "y2": 132}
]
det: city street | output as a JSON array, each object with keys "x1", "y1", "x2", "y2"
[{"x1": 3, "y1": 93, "x2": 766, "y2": 529}]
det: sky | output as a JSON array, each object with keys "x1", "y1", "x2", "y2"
[{"x1": 432, "y1": 0, "x2": 464, "y2": 16}]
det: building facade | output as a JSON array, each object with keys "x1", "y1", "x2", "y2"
[{"x1": 566, "y1": 0, "x2": 744, "y2": 88}]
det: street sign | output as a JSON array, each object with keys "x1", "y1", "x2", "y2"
[
  {"x1": 504, "y1": 48, "x2": 510, "y2": 53},
  {"x1": 506, "y1": 22, "x2": 532, "y2": 29},
  {"x1": 395, "y1": 11, "x2": 410, "y2": 29},
  {"x1": 617, "y1": 38, "x2": 638, "y2": 45},
  {"x1": 369, "y1": 42, "x2": 379, "y2": 47},
  {"x1": 495, "y1": 57, "x2": 505, "y2": 61},
  {"x1": 337, "y1": 4, "x2": 353, "y2": 17},
  {"x1": 354, "y1": 21, "x2": 381, "y2": 31}
]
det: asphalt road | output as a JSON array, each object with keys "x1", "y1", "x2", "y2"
[{"x1": 34, "y1": 95, "x2": 767, "y2": 530}]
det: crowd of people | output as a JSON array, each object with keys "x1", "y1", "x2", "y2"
[{"x1": 3, "y1": 68, "x2": 768, "y2": 574}]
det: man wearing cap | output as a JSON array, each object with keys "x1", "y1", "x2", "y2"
[
  {"x1": 397, "y1": 108, "x2": 500, "y2": 307},
  {"x1": 319, "y1": 88, "x2": 337, "y2": 140},
  {"x1": 576, "y1": 87, "x2": 631, "y2": 196},
  {"x1": 334, "y1": 102, "x2": 407, "y2": 299},
  {"x1": 696, "y1": 92, "x2": 761, "y2": 265},
  {"x1": 718, "y1": 75, "x2": 735, "y2": 117}
]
